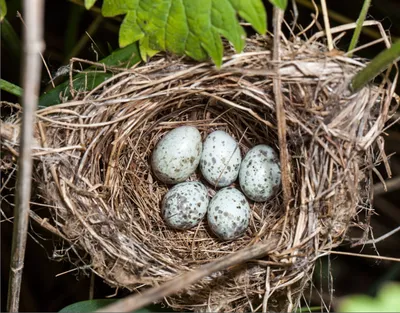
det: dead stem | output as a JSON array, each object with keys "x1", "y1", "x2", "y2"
[
  {"x1": 272, "y1": 7, "x2": 292, "y2": 211},
  {"x1": 7, "y1": 0, "x2": 45, "y2": 311}
]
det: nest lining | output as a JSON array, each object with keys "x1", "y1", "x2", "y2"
[{"x1": 1, "y1": 36, "x2": 397, "y2": 312}]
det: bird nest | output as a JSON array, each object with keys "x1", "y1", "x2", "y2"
[{"x1": 0, "y1": 35, "x2": 397, "y2": 312}]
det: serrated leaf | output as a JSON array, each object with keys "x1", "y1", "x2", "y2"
[
  {"x1": 98, "y1": 0, "x2": 267, "y2": 66},
  {"x1": 230, "y1": 0, "x2": 267, "y2": 34},
  {"x1": 269, "y1": 0, "x2": 288, "y2": 10},
  {"x1": 119, "y1": 10, "x2": 144, "y2": 47},
  {"x1": 84, "y1": 0, "x2": 97, "y2": 10},
  {"x1": 0, "y1": 0, "x2": 7, "y2": 21}
]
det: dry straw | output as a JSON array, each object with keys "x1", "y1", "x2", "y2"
[{"x1": 1, "y1": 31, "x2": 398, "y2": 312}]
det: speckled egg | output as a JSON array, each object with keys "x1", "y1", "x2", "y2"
[
  {"x1": 162, "y1": 181, "x2": 209, "y2": 230},
  {"x1": 200, "y1": 130, "x2": 242, "y2": 187},
  {"x1": 151, "y1": 126, "x2": 202, "y2": 184},
  {"x1": 239, "y1": 144, "x2": 281, "y2": 202},
  {"x1": 207, "y1": 187, "x2": 250, "y2": 241}
]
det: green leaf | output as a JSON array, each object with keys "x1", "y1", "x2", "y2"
[
  {"x1": 268, "y1": 0, "x2": 287, "y2": 10},
  {"x1": 98, "y1": 0, "x2": 266, "y2": 66},
  {"x1": 351, "y1": 39, "x2": 400, "y2": 92},
  {"x1": 39, "y1": 42, "x2": 141, "y2": 107},
  {"x1": 231, "y1": 0, "x2": 267, "y2": 34},
  {"x1": 59, "y1": 299, "x2": 117, "y2": 312},
  {"x1": 1, "y1": 18, "x2": 21, "y2": 63},
  {"x1": 0, "y1": 79, "x2": 23, "y2": 97},
  {"x1": 84, "y1": 0, "x2": 97, "y2": 10},
  {"x1": 378, "y1": 282, "x2": 400, "y2": 311},
  {"x1": 59, "y1": 299, "x2": 174, "y2": 313},
  {"x1": 337, "y1": 282, "x2": 400, "y2": 312},
  {"x1": 0, "y1": 0, "x2": 7, "y2": 21}
]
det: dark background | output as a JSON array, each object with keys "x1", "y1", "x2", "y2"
[{"x1": 1, "y1": 0, "x2": 400, "y2": 311}]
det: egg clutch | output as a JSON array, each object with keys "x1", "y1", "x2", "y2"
[{"x1": 151, "y1": 126, "x2": 281, "y2": 241}]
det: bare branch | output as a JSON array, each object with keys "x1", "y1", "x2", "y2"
[{"x1": 6, "y1": 0, "x2": 45, "y2": 311}]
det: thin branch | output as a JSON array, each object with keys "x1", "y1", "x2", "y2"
[
  {"x1": 319, "y1": 250, "x2": 400, "y2": 263},
  {"x1": 6, "y1": 0, "x2": 45, "y2": 312},
  {"x1": 96, "y1": 242, "x2": 277, "y2": 313},
  {"x1": 351, "y1": 225, "x2": 400, "y2": 247},
  {"x1": 320, "y1": 0, "x2": 333, "y2": 50}
]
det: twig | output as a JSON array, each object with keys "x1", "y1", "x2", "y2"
[
  {"x1": 6, "y1": 0, "x2": 45, "y2": 312},
  {"x1": 272, "y1": 7, "x2": 291, "y2": 207},
  {"x1": 374, "y1": 176, "x2": 400, "y2": 196},
  {"x1": 351, "y1": 225, "x2": 400, "y2": 247},
  {"x1": 347, "y1": 0, "x2": 371, "y2": 57},
  {"x1": 89, "y1": 272, "x2": 95, "y2": 300},
  {"x1": 96, "y1": 242, "x2": 277, "y2": 313},
  {"x1": 319, "y1": 250, "x2": 400, "y2": 263},
  {"x1": 320, "y1": 0, "x2": 333, "y2": 50}
]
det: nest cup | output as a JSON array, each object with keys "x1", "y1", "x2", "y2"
[{"x1": 1, "y1": 36, "x2": 397, "y2": 311}]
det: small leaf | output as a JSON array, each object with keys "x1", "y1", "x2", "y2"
[
  {"x1": 84, "y1": 0, "x2": 97, "y2": 10},
  {"x1": 269, "y1": 0, "x2": 288, "y2": 11},
  {"x1": 0, "y1": 0, "x2": 7, "y2": 21}
]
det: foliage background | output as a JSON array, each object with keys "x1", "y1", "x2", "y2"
[{"x1": 1, "y1": 0, "x2": 400, "y2": 311}]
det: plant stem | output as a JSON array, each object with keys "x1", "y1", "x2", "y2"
[
  {"x1": 296, "y1": 306, "x2": 323, "y2": 312},
  {"x1": 272, "y1": 6, "x2": 291, "y2": 207},
  {"x1": 0, "y1": 79, "x2": 23, "y2": 97},
  {"x1": 6, "y1": 0, "x2": 45, "y2": 311},
  {"x1": 320, "y1": 0, "x2": 333, "y2": 50},
  {"x1": 351, "y1": 40, "x2": 400, "y2": 93},
  {"x1": 347, "y1": 0, "x2": 371, "y2": 57}
]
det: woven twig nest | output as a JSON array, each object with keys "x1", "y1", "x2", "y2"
[{"x1": 1, "y1": 36, "x2": 397, "y2": 312}]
